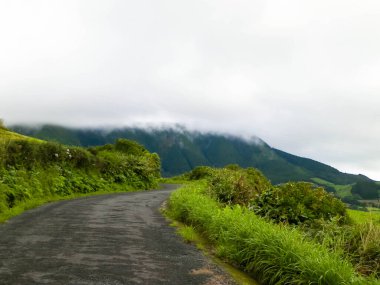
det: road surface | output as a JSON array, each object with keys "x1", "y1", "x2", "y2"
[{"x1": 0, "y1": 185, "x2": 235, "y2": 285}]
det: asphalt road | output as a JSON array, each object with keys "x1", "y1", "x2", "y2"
[{"x1": 0, "y1": 184, "x2": 235, "y2": 285}]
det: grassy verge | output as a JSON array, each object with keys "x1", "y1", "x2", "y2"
[
  {"x1": 170, "y1": 221, "x2": 260, "y2": 285},
  {"x1": 166, "y1": 182, "x2": 377, "y2": 285}
]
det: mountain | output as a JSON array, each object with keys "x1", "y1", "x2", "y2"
[{"x1": 11, "y1": 124, "x2": 372, "y2": 186}]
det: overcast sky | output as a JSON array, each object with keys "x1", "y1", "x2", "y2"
[{"x1": 1, "y1": 0, "x2": 380, "y2": 180}]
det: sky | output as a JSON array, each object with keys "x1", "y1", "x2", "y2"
[{"x1": 1, "y1": 0, "x2": 380, "y2": 180}]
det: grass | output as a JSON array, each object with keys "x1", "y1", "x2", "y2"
[
  {"x1": 177, "y1": 225, "x2": 200, "y2": 244},
  {"x1": 167, "y1": 220, "x2": 260, "y2": 285},
  {"x1": 0, "y1": 128, "x2": 42, "y2": 143},
  {"x1": 311, "y1": 177, "x2": 353, "y2": 198},
  {"x1": 166, "y1": 182, "x2": 374, "y2": 284},
  {"x1": 348, "y1": 209, "x2": 380, "y2": 225}
]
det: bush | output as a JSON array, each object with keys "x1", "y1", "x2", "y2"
[
  {"x1": 3, "y1": 140, "x2": 38, "y2": 169},
  {"x1": 187, "y1": 166, "x2": 214, "y2": 180},
  {"x1": 252, "y1": 182, "x2": 348, "y2": 225},
  {"x1": 207, "y1": 167, "x2": 271, "y2": 206},
  {"x1": 115, "y1": 139, "x2": 146, "y2": 155},
  {"x1": 37, "y1": 141, "x2": 65, "y2": 165}
]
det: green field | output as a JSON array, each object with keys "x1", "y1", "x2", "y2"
[
  {"x1": 348, "y1": 208, "x2": 380, "y2": 224},
  {"x1": 311, "y1": 177, "x2": 353, "y2": 198}
]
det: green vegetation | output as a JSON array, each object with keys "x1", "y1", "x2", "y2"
[
  {"x1": 176, "y1": 224, "x2": 200, "y2": 245},
  {"x1": 311, "y1": 177, "x2": 380, "y2": 211},
  {"x1": 252, "y1": 182, "x2": 348, "y2": 225},
  {"x1": 348, "y1": 209, "x2": 380, "y2": 225},
  {"x1": 310, "y1": 177, "x2": 353, "y2": 197},
  {"x1": 3, "y1": 122, "x2": 380, "y2": 283},
  {"x1": 352, "y1": 181, "x2": 380, "y2": 199},
  {"x1": 11, "y1": 124, "x2": 373, "y2": 186},
  {"x1": 167, "y1": 183, "x2": 366, "y2": 284},
  {"x1": 0, "y1": 128, "x2": 42, "y2": 143},
  {"x1": 0, "y1": 129, "x2": 160, "y2": 222},
  {"x1": 207, "y1": 167, "x2": 271, "y2": 206},
  {"x1": 170, "y1": 220, "x2": 260, "y2": 285},
  {"x1": 166, "y1": 167, "x2": 380, "y2": 284}
]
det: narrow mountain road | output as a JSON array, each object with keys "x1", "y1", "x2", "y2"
[{"x1": 0, "y1": 185, "x2": 235, "y2": 285}]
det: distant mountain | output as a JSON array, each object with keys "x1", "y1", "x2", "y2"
[{"x1": 11, "y1": 124, "x2": 372, "y2": 186}]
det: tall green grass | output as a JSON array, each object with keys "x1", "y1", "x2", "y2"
[{"x1": 167, "y1": 183, "x2": 374, "y2": 284}]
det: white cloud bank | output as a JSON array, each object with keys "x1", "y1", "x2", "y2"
[{"x1": 1, "y1": 0, "x2": 380, "y2": 180}]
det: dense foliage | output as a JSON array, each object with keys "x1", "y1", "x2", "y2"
[
  {"x1": 205, "y1": 167, "x2": 348, "y2": 226},
  {"x1": 207, "y1": 167, "x2": 271, "y2": 206},
  {"x1": 351, "y1": 181, "x2": 380, "y2": 199},
  {"x1": 252, "y1": 182, "x2": 348, "y2": 225},
  {"x1": 0, "y1": 134, "x2": 160, "y2": 218},
  {"x1": 167, "y1": 166, "x2": 380, "y2": 282}
]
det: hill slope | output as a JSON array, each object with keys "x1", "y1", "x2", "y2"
[{"x1": 11, "y1": 125, "x2": 372, "y2": 187}]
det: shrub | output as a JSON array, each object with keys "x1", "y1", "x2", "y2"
[
  {"x1": 37, "y1": 141, "x2": 65, "y2": 165},
  {"x1": 187, "y1": 166, "x2": 213, "y2": 180},
  {"x1": 207, "y1": 167, "x2": 271, "y2": 206},
  {"x1": 252, "y1": 182, "x2": 348, "y2": 225},
  {"x1": 115, "y1": 139, "x2": 146, "y2": 155},
  {"x1": 68, "y1": 147, "x2": 92, "y2": 168}
]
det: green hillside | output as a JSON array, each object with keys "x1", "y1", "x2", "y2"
[
  {"x1": 0, "y1": 128, "x2": 42, "y2": 142},
  {"x1": 0, "y1": 126, "x2": 160, "y2": 222},
  {"x1": 12, "y1": 124, "x2": 373, "y2": 187}
]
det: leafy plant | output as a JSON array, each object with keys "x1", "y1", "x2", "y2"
[
  {"x1": 252, "y1": 182, "x2": 348, "y2": 225},
  {"x1": 207, "y1": 167, "x2": 271, "y2": 206},
  {"x1": 187, "y1": 166, "x2": 214, "y2": 180}
]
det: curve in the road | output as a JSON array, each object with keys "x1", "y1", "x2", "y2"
[{"x1": 0, "y1": 184, "x2": 235, "y2": 285}]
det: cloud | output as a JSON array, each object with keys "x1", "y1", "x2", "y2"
[{"x1": 1, "y1": 0, "x2": 380, "y2": 179}]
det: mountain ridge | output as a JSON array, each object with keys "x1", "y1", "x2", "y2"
[{"x1": 11, "y1": 124, "x2": 373, "y2": 186}]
